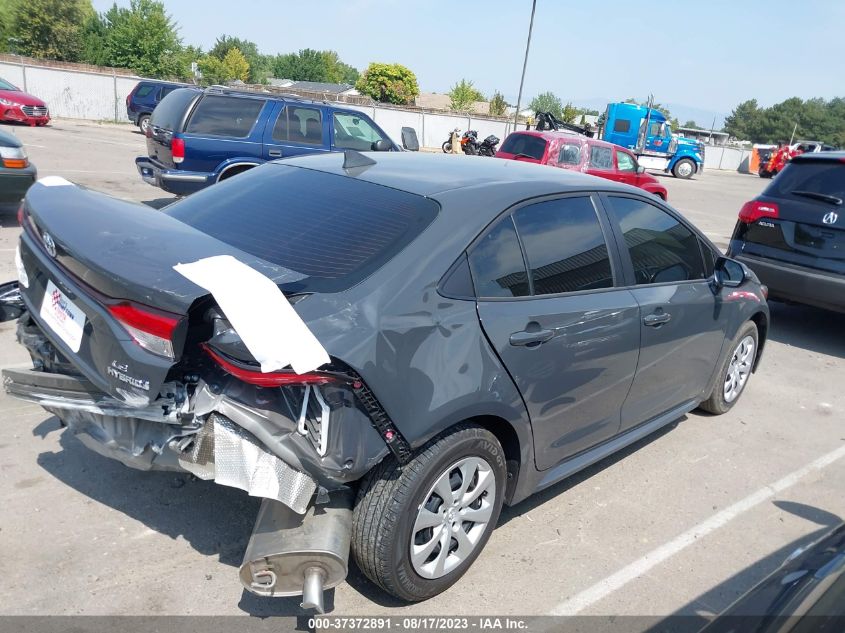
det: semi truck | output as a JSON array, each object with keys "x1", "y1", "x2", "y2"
[{"x1": 600, "y1": 101, "x2": 705, "y2": 179}]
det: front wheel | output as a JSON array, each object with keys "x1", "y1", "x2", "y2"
[
  {"x1": 442, "y1": 141, "x2": 452, "y2": 153},
  {"x1": 698, "y1": 321, "x2": 758, "y2": 415},
  {"x1": 352, "y1": 424, "x2": 506, "y2": 601},
  {"x1": 672, "y1": 158, "x2": 696, "y2": 179}
]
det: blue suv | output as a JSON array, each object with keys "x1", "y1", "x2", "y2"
[
  {"x1": 135, "y1": 87, "x2": 398, "y2": 196},
  {"x1": 126, "y1": 80, "x2": 190, "y2": 133}
]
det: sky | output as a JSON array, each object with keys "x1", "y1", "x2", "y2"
[{"x1": 92, "y1": 0, "x2": 844, "y2": 126}]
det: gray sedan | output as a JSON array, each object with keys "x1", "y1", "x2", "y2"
[
  {"x1": 0, "y1": 127, "x2": 36, "y2": 211},
  {"x1": 2, "y1": 152, "x2": 768, "y2": 609}
]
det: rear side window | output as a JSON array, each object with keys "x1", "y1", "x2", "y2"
[
  {"x1": 150, "y1": 88, "x2": 200, "y2": 131},
  {"x1": 514, "y1": 197, "x2": 613, "y2": 295},
  {"x1": 468, "y1": 217, "x2": 529, "y2": 298},
  {"x1": 273, "y1": 106, "x2": 322, "y2": 145},
  {"x1": 607, "y1": 196, "x2": 706, "y2": 284},
  {"x1": 135, "y1": 84, "x2": 155, "y2": 98},
  {"x1": 166, "y1": 165, "x2": 439, "y2": 293},
  {"x1": 333, "y1": 112, "x2": 387, "y2": 150},
  {"x1": 764, "y1": 162, "x2": 845, "y2": 200},
  {"x1": 186, "y1": 95, "x2": 264, "y2": 138},
  {"x1": 590, "y1": 146, "x2": 613, "y2": 169},
  {"x1": 558, "y1": 144, "x2": 581, "y2": 165},
  {"x1": 499, "y1": 134, "x2": 547, "y2": 160},
  {"x1": 613, "y1": 119, "x2": 630, "y2": 133}
]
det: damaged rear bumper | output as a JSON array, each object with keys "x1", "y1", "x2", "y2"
[{"x1": 2, "y1": 367, "x2": 317, "y2": 513}]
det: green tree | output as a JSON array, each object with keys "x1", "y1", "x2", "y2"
[
  {"x1": 210, "y1": 35, "x2": 269, "y2": 83},
  {"x1": 196, "y1": 54, "x2": 227, "y2": 85},
  {"x1": 682, "y1": 120, "x2": 701, "y2": 129},
  {"x1": 10, "y1": 0, "x2": 91, "y2": 61},
  {"x1": 102, "y1": 0, "x2": 183, "y2": 78},
  {"x1": 272, "y1": 48, "x2": 358, "y2": 84},
  {"x1": 448, "y1": 78, "x2": 484, "y2": 113},
  {"x1": 562, "y1": 101, "x2": 578, "y2": 123},
  {"x1": 529, "y1": 92, "x2": 563, "y2": 118},
  {"x1": 488, "y1": 91, "x2": 507, "y2": 117},
  {"x1": 723, "y1": 99, "x2": 762, "y2": 141},
  {"x1": 355, "y1": 62, "x2": 419, "y2": 105},
  {"x1": 80, "y1": 9, "x2": 108, "y2": 65},
  {"x1": 221, "y1": 47, "x2": 249, "y2": 82}
]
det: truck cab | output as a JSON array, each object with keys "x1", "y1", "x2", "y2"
[{"x1": 602, "y1": 102, "x2": 704, "y2": 179}]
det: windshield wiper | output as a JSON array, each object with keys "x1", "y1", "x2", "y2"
[{"x1": 791, "y1": 190, "x2": 843, "y2": 206}]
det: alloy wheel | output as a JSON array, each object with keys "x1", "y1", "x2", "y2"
[{"x1": 724, "y1": 335, "x2": 755, "y2": 403}]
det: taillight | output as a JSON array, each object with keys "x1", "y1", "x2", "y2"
[
  {"x1": 17, "y1": 203, "x2": 24, "y2": 226},
  {"x1": 145, "y1": 124, "x2": 152, "y2": 138},
  {"x1": 739, "y1": 200, "x2": 779, "y2": 223},
  {"x1": 0, "y1": 146, "x2": 28, "y2": 168},
  {"x1": 108, "y1": 302, "x2": 180, "y2": 359},
  {"x1": 171, "y1": 137, "x2": 185, "y2": 163},
  {"x1": 202, "y1": 343, "x2": 336, "y2": 387}
]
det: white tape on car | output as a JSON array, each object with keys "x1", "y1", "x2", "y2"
[
  {"x1": 174, "y1": 255, "x2": 330, "y2": 374},
  {"x1": 37, "y1": 176, "x2": 73, "y2": 187}
]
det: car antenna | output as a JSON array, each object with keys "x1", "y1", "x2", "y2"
[{"x1": 342, "y1": 150, "x2": 377, "y2": 171}]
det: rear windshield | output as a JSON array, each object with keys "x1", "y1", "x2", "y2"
[
  {"x1": 499, "y1": 134, "x2": 547, "y2": 160},
  {"x1": 166, "y1": 164, "x2": 440, "y2": 293},
  {"x1": 150, "y1": 88, "x2": 200, "y2": 131},
  {"x1": 765, "y1": 161, "x2": 845, "y2": 201}
]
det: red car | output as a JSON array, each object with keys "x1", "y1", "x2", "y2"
[
  {"x1": 0, "y1": 77, "x2": 49, "y2": 126},
  {"x1": 495, "y1": 130, "x2": 668, "y2": 200}
]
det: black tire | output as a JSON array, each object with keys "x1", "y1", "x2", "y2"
[
  {"x1": 442, "y1": 141, "x2": 452, "y2": 153},
  {"x1": 138, "y1": 114, "x2": 151, "y2": 133},
  {"x1": 698, "y1": 321, "x2": 759, "y2": 415},
  {"x1": 352, "y1": 424, "x2": 506, "y2": 602},
  {"x1": 672, "y1": 158, "x2": 696, "y2": 179}
]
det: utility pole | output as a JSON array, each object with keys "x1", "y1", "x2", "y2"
[{"x1": 513, "y1": 0, "x2": 537, "y2": 132}]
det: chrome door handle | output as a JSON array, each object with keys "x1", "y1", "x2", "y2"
[
  {"x1": 643, "y1": 313, "x2": 672, "y2": 327},
  {"x1": 268, "y1": 149, "x2": 282, "y2": 157}
]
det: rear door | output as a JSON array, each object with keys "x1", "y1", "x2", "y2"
[
  {"x1": 585, "y1": 143, "x2": 615, "y2": 180},
  {"x1": 263, "y1": 102, "x2": 330, "y2": 160},
  {"x1": 471, "y1": 195, "x2": 641, "y2": 470},
  {"x1": 737, "y1": 160, "x2": 845, "y2": 276},
  {"x1": 602, "y1": 194, "x2": 725, "y2": 430}
]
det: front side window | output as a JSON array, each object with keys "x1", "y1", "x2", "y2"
[
  {"x1": 616, "y1": 151, "x2": 636, "y2": 172},
  {"x1": 468, "y1": 217, "x2": 529, "y2": 298},
  {"x1": 333, "y1": 112, "x2": 387, "y2": 150},
  {"x1": 185, "y1": 95, "x2": 264, "y2": 138},
  {"x1": 514, "y1": 197, "x2": 614, "y2": 295},
  {"x1": 273, "y1": 106, "x2": 323, "y2": 145},
  {"x1": 589, "y1": 145, "x2": 613, "y2": 170},
  {"x1": 608, "y1": 196, "x2": 706, "y2": 285}
]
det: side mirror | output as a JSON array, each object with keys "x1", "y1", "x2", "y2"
[
  {"x1": 636, "y1": 165, "x2": 645, "y2": 174},
  {"x1": 371, "y1": 139, "x2": 391, "y2": 152},
  {"x1": 712, "y1": 256, "x2": 747, "y2": 289}
]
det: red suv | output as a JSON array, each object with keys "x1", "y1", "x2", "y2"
[{"x1": 496, "y1": 130, "x2": 668, "y2": 200}]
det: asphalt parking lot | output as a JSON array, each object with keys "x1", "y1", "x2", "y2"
[{"x1": 1, "y1": 120, "x2": 843, "y2": 622}]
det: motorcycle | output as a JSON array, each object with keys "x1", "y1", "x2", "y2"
[
  {"x1": 441, "y1": 128, "x2": 461, "y2": 153},
  {"x1": 478, "y1": 134, "x2": 500, "y2": 156}
]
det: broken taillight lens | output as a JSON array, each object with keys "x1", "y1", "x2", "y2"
[
  {"x1": 108, "y1": 302, "x2": 180, "y2": 360},
  {"x1": 202, "y1": 343, "x2": 336, "y2": 387}
]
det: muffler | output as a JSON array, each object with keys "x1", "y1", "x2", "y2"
[{"x1": 239, "y1": 490, "x2": 353, "y2": 613}]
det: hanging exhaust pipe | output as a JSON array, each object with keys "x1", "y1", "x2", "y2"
[{"x1": 239, "y1": 490, "x2": 353, "y2": 613}]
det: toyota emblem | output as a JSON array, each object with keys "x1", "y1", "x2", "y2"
[
  {"x1": 42, "y1": 232, "x2": 56, "y2": 258},
  {"x1": 823, "y1": 211, "x2": 839, "y2": 225}
]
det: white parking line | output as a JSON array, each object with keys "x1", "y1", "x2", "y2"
[{"x1": 549, "y1": 442, "x2": 845, "y2": 615}]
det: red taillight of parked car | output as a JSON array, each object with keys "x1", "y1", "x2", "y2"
[
  {"x1": 108, "y1": 302, "x2": 180, "y2": 360},
  {"x1": 171, "y1": 137, "x2": 185, "y2": 164},
  {"x1": 202, "y1": 343, "x2": 337, "y2": 387},
  {"x1": 739, "y1": 200, "x2": 779, "y2": 223}
]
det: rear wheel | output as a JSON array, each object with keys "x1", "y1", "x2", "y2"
[
  {"x1": 698, "y1": 321, "x2": 758, "y2": 415},
  {"x1": 672, "y1": 158, "x2": 696, "y2": 179},
  {"x1": 352, "y1": 424, "x2": 506, "y2": 601},
  {"x1": 138, "y1": 114, "x2": 151, "y2": 134}
]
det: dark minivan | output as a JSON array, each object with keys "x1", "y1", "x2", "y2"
[
  {"x1": 125, "y1": 80, "x2": 190, "y2": 133},
  {"x1": 728, "y1": 151, "x2": 845, "y2": 313},
  {"x1": 135, "y1": 86, "x2": 398, "y2": 196}
]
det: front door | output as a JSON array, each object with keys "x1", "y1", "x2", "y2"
[
  {"x1": 601, "y1": 194, "x2": 725, "y2": 430},
  {"x1": 470, "y1": 195, "x2": 641, "y2": 470}
]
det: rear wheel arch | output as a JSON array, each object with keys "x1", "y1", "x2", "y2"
[
  {"x1": 217, "y1": 162, "x2": 259, "y2": 182},
  {"x1": 749, "y1": 310, "x2": 768, "y2": 371}
]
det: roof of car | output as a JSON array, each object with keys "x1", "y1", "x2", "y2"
[
  {"x1": 275, "y1": 151, "x2": 635, "y2": 197},
  {"x1": 508, "y1": 129, "x2": 621, "y2": 150},
  {"x1": 792, "y1": 150, "x2": 845, "y2": 163}
]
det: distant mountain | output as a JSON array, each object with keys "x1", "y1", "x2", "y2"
[{"x1": 571, "y1": 97, "x2": 728, "y2": 130}]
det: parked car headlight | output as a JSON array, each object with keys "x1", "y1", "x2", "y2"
[
  {"x1": 0, "y1": 146, "x2": 28, "y2": 168},
  {"x1": 0, "y1": 98, "x2": 23, "y2": 107}
]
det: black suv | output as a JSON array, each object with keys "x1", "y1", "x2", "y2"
[
  {"x1": 728, "y1": 151, "x2": 845, "y2": 312},
  {"x1": 135, "y1": 87, "x2": 398, "y2": 196},
  {"x1": 126, "y1": 80, "x2": 191, "y2": 133}
]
